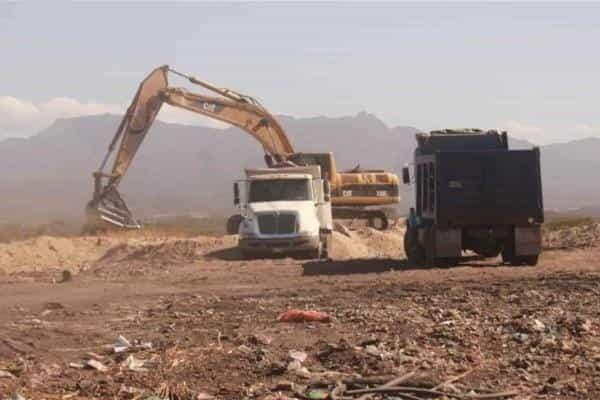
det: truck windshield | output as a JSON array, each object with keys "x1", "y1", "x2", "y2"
[{"x1": 249, "y1": 179, "x2": 311, "y2": 202}]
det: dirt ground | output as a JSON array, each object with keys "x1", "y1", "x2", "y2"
[{"x1": 0, "y1": 224, "x2": 599, "y2": 400}]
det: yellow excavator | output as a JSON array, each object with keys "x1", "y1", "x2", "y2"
[{"x1": 87, "y1": 65, "x2": 400, "y2": 232}]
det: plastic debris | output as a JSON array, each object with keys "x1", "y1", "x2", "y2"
[
  {"x1": 531, "y1": 319, "x2": 546, "y2": 332},
  {"x1": 0, "y1": 370, "x2": 16, "y2": 379},
  {"x1": 111, "y1": 335, "x2": 152, "y2": 353},
  {"x1": 305, "y1": 388, "x2": 329, "y2": 399},
  {"x1": 123, "y1": 355, "x2": 148, "y2": 372},
  {"x1": 238, "y1": 344, "x2": 253, "y2": 354},
  {"x1": 196, "y1": 393, "x2": 215, "y2": 400},
  {"x1": 288, "y1": 350, "x2": 307, "y2": 363},
  {"x1": 113, "y1": 335, "x2": 132, "y2": 353},
  {"x1": 250, "y1": 333, "x2": 273, "y2": 345},
  {"x1": 5, "y1": 394, "x2": 26, "y2": 400},
  {"x1": 85, "y1": 359, "x2": 108, "y2": 372}
]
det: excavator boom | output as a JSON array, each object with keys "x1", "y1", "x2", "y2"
[
  {"x1": 160, "y1": 87, "x2": 293, "y2": 157},
  {"x1": 87, "y1": 65, "x2": 400, "y2": 232},
  {"x1": 88, "y1": 65, "x2": 294, "y2": 229}
]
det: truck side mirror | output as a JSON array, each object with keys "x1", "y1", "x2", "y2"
[
  {"x1": 323, "y1": 180, "x2": 331, "y2": 202},
  {"x1": 233, "y1": 182, "x2": 240, "y2": 206},
  {"x1": 402, "y1": 166, "x2": 410, "y2": 184}
]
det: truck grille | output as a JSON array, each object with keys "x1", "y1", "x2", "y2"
[{"x1": 257, "y1": 213, "x2": 296, "y2": 234}]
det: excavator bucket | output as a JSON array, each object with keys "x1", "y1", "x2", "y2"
[
  {"x1": 87, "y1": 65, "x2": 168, "y2": 230},
  {"x1": 87, "y1": 181, "x2": 141, "y2": 229}
]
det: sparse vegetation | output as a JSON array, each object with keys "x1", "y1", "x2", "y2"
[
  {"x1": 544, "y1": 214, "x2": 596, "y2": 231},
  {"x1": 142, "y1": 215, "x2": 228, "y2": 237},
  {"x1": 0, "y1": 220, "x2": 80, "y2": 243},
  {"x1": 0, "y1": 215, "x2": 229, "y2": 243}
]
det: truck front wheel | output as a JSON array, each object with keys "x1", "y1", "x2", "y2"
[
  {"x1": 319, "y1": 234, "x2": 331, "y2": 260},
  {"x1": 307, "y1": 243, "x2": 322, "y2": 260},
  {"x1": 226, "y1": 214, "x2": 242, "y2": 234}
]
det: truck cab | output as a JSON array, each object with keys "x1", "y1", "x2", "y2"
[
  {"x1": 234, "y1": 165, "x2": 333, "y2": 259},
  {"x1": 402, "y1": 129, "x2": 543, "y2": 267}
]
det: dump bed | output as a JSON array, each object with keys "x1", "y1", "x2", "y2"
[{"x1": 435, "y1": 149, "x2": 543, "y2": 226}]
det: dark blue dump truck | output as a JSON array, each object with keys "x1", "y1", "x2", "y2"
[{"x1": 402, "y1": 129, "x2": 543, "y2": 267}]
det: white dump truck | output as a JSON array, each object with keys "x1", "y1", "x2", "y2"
[{"x1": 234, "y1": 165, "x2": 333, "y2": 259}]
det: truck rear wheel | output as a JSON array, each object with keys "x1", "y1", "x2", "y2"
[
  {"x1": 502, "y1": 242, "x2": 539, "y2": 266},
  {"x1": 521, "y1": 255, "x2": 539, "y2": 266},
  {"x1": 404, "y1": 227, "x2": 425, "y2": 267},
  {"x1": 505, "y1": 254, "x2": 539, "y2": 266}
]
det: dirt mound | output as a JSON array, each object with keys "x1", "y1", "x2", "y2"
[
  {"x1": 0, "y1": 236, "x2": 117, "y2": 274},
  {"x1": 0, "y1": 222, "x2": 404, "y2": 276},
  {"x1": 97, "y1": 236, "x2": 237, "y2": 264},
  {"x1": 331, "y1": 231, "x2": 370, "y2": 259},
  {"x1": 331, "y1": 225, "x2": 405, "y2": 259},
  {"x1": 0, "y1": 234, "x2": 239, "y2": 275},
  {"x1": 354, "y1": 226, "x2": 404, "y2": 258},
  {"x1": 543, "y1": 223, "x2": 600, "y2": 249}
]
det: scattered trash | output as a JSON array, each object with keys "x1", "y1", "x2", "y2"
[
  {"x1": 512, "y1": 332, "x2": 529, "y2": 343},
  {"x1": 286, "y1": 360, "x2": 312, "y2": 378},
  {"x1": 238, "y1": 344, "x2": 254, "y2": 354},
  {"x1": 0, "y1": 370, "x2": 16, "y2": 379},
  {"x1": 111, "y1": 335, "x2": 152, "y2": 353},
  {"x1": 249, "y1": 333, "x2": 273, "y2": 345},
  {"x1": 273, "y1": 380, "x2": 295, "y2": 391},
  {"x1": 531, "y1": 319, "x2": 545, "y2": 332},
  {"x1": 69, "y1": 362, "x2": 85, "y2": 369},
  {"x1": 5, "y1": 394, "x2": 26, "y2": 400},
  {"x1": 155, "y1": 382, "x2": 196, "y2": 400},
  {"x1": 119, "y1": 385, "x2": 143, "y2": 395},
  {"x1": 84, "y1": 359, "x2": 108, "y2": 372},
  {"x1": 288, "y1": 350, "x2": 307, "y2": 363},
  {"x1": 113, "y1": 335, "x2": 132, "y2": 353},
  {"x1": 287, "y1": 360, "x2": 303, "y2": 372},
  {"x1": 196, "y1": 393, "x2": 215, "y2": 400},
  {"x1": 278, "y1": 310, "x2": 331, "y2": 323},
  {"x1": 123, "y1": 355, "x2": 148, "y2": 372},
  {"x1": 305, "y1": 388, "x2": 329, "y2": 400},
  {"x1": 86, "y1": 351, "x2": 105, "y2": 361}
]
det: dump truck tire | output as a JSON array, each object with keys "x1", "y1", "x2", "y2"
[{"x1": 404, "y1": 227, "x2": 425, "y2": 267}]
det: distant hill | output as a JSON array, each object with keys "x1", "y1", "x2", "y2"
[
  {"x1": 0, "y1": 113, "x2": 417, "y2": 222},
  {"x1": 540, "y1": 137, "x2": 600, "y2": 210},
  {"x1": 0, "y1": 113, "x2": 598, "y2": 223}
]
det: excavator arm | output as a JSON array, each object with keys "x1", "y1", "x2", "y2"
[
  {"x1": 160, "y1": 87, "x2": 293, "y2": 157},
  {"x1": 88, "y1": 65, "x2": 294, "y2": 228}
]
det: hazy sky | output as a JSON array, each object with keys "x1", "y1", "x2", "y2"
[{"x1": 1, "y1": 2, "x2": 599, "y2": 144}]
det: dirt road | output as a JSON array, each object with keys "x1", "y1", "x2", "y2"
[{"x1": 0, "y1": 228, "x2": 599, "y2": 399}]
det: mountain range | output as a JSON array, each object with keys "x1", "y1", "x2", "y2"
[{"x1": 0, "y1": 113, "x2": 598, "y2": 223}]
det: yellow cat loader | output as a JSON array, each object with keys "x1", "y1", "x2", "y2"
[{"x1": 87, "y1": 65, "x2": 399, "y2": 231}]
